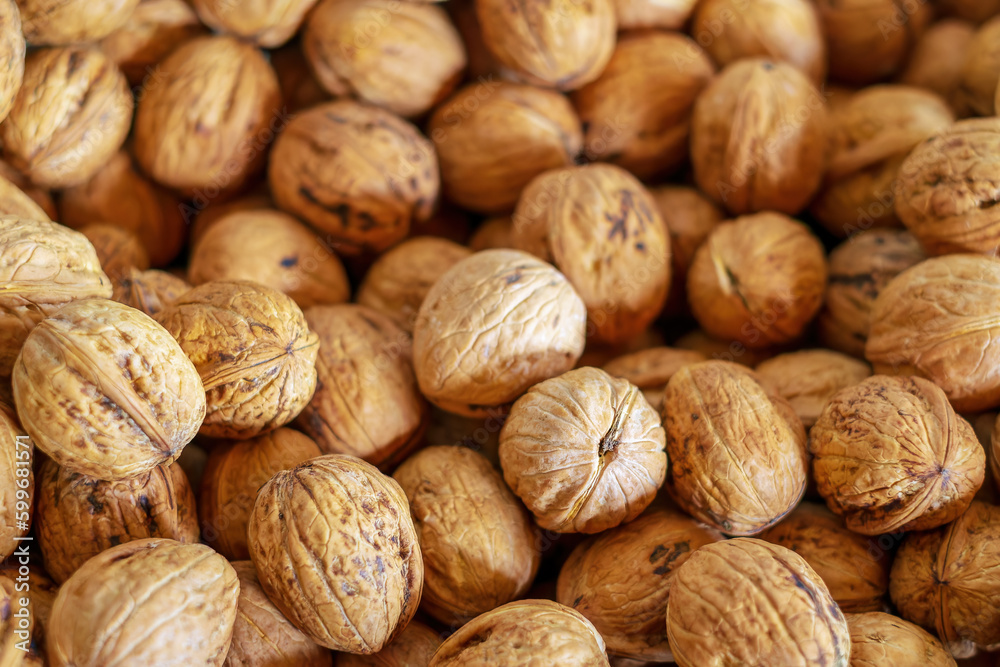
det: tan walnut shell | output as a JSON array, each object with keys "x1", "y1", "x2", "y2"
[
  {"x1": 36, "y1": 459, "x2": 199, "y2": 584},
  {"x1": 413, "y1": 249, "x2": 587, "y2": 417},
  {"x1": 13, "y1": 298, "x2": 206, "y2": 481},
  {"x1": 1, "y1": 47, "x2": 132, "y2": 189},
  {"x1": 865, "y1": 254, "x2": 1000, "y2": 412},
  {"x1": 499, "y1": 366, "x2": 667, "y2": 534},
  {"x1": 0, "y1": 0, "x2": 23, "y2": 126},
  {"x1": 0, "y1": 169, "x2": 48, "y2": 222},
  {"x1": 79, "y1": 223, "x2": 150, "y2": 280},
  {"x1": 17, "y1": 0, "x2": 139, "y2": 45},
  {"x1": 667, "y1": 538, "x2": 850, "y2": 666},
  {"x1": 269, "y1": 100, "x2": 438, "y2": 256},
  {"x1": 193, "y1": 0, "x2": 318, "y2": 48},
  {"x1": 0, "y1": 409, "x2": 29, "y2": 560},
  {"x1": 295, "y1": 304, "x2": 428, "y2": 468},
  {"x1": 335, "y1": 621, "x2": 440, "y2": 667},
  {"x1": 111, "y1": 267, "x2": 191, "y2": 317},
  {"x1": 393, "y1": 445, "x2": 540, "y2": 625},
  {"x1": 662, "y1": 360, "x2": 808, "y2": 536},
  {"x1": 846, "y1": 612, "x2": 956, "y2": 667},
  {"x1": 556, "y1": 508, "x2": 724, "y2": 661},
  {"x1": 602, "y1": 346, "x2": 707, "y2": 409},
  {"x1": 810, "y1": 374, "x2": 985, "y2": 535},
  {"x1": 248, "y1": 454, "x2": 423, "y2": 654},
  {"x1": 614, "y1": 0, "x2": 694, "y2": 29},
  {"x1": 154, "y1": 280, "x2": 319, "y2": 440},
  {"x1": 429, "y1": 599, "x2": 609, "y2": 666},
  {"x1": 46, "y1": 538, "x2": 239, "y2": 667},
  {"x1": 900, "y1": 19, "x2": 976, "y2": 109}
]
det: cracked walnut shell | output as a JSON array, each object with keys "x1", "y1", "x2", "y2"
[
  {"x1": 755, "y1": 349, "x2": 871, "y2": 428},
  {"x1": 193, "y1": 0, "x2": 318, "y2": 48},
  {"x1": 846, "y1": 612, "x2": 956, "y2": 667}
]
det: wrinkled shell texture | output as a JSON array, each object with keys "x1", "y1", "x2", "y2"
[
  {"x1": 955, "y1": 17, "x2": 1000, "y2": 117},
  {"x1": 429, "y1": 599, "x2": 609, "y2": 666},
  {"x1": 846, "y1": 612, "x2": 956, "y2": 667},
  {"x1": 393, "y1": 446, "x2": 540, "y2": 624},
  {"x1": 691, "y1": 58, "x2": 827, "y2": 215},
  {"x1": 194, "y1": 0, "x2": 318, "y2": 47},
  {"x1": 99, "y1": 0, "x2": 207, "y2": 85},
  {"x1": 900, "y1": 19, "x2": 975, "y2": 105},
  {"x1": 865, "y1": 254, "x2": 1000, "y2": 412},
  {"x1": 17, "y1": 0, "x2": 138, "y2": 45},
  {"x1": 47, "y1": 539, "x2": 240, "y2": 667},
  {"x1": 500, "y1": 367, "x2": 666, "y2": 533},
  {"x1": 0, "y1": 0, "x2": 23, "y2": 125},
  {"x1": 154, "y1": 280, "x2": 319, "y2": 440},
  {"x1": 556, "y1": 509, "x2": 723, "y2": 661},
  {"x1": 248, "y1": 455, "x2": 423, "y2": 654},
  {"x1": 37, "y1": 459, "x2": 199, "y2": 584},
  {"x1": 111, "y1": 267, "x2": 191, "y2": 317},
  {"x1": 269, "y1": 100, "x2": 438, "y2": 255},
  {"x1": 336, "y1": 621, "x2": 440, "y2": 667},
  {"x1": 614, "y1": 0, "x2": 694, "y2": 29},
  {"x1": 666, "y1": 538, "x2": 850, "y2": 667},
  {"x1": 687, "y1": 212, "x2": 828, "y2": 349},
  {"x1": 413, "y1": 249, "x2": 586, "y2": 417},
  {"x1": 1, "y1": 47, "x2": 133, "y2": 188},
  {"x1": 811, "y1": 375, "x2": 984, "y2": 535},
  {"x1": 13, "y1": 298, "x2": 206, "y2": 481},
  {"x1": 429, "y1": 82, "x2": 582, "y2": 215},
  {"x1": 0, "y1": 409, "x2": 29, "y2": 559},
  {"x1": 80, "y1": 223, "x2": 150, "y2": 279},
  {"x1": 133, "y1": 35, "x2": 281, "y2": 195},
  {"x1": 304, "y1": 0, "x2": 465, "y2": 118},
  {"x1": 296, "y1": 304, "x2": 427, "y2": 468},
  {"x1": 662, "y1": 361, "x2": 808, "y2": 536}
]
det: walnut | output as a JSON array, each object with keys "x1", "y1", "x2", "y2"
[
  {"x1": 248, "y1": 455, "x2": 422, "y2": 654},
  {"x1": 1, "y1": 47, "x2": 132, "y2": 189},
  {"x1": 890, "y1": 501, "x2": 1000, "y2": 658},
  {"x1": 429, "y1": 600, "x2": 609, "y2": 666},
  {"x1": 602, "y1": 347, "x2": 707, "y2": 410},
  {"x1": 812, "y1": 85, "x2": 954, "y2": 237},
  {"x1": 269, "y1": 100, "x2": 437, "y2": 256},
  {"x1": 811, "y1": 375, "x2": 985, "y2": 534},
  {"x1": 0, "y1": 409, "x2": 29, "y2": 560},
  {"x1": 0, "y1": 159, "x2": 54, "y2": 219},
  {"x1": 613, "y1": 0, "x2": 694, "y2": 29},
  {"x1": 662, "y1": 360, "x2": 807, "y2": 535},
  {"x1": 59, "y1": 150, "x2": 188, "y2": 268},
  {"x1": 47, "y1": 538, "x2": 240, "y2": 667},
  {"x1": 99, "y1": 0, "x2": 206, "y2": 86},
  {"x1": 900, "y1": 19, "x2": 976, "y2": 110},
  {"x1": 79, "y1": 224, "x2": 150, "y2": 281},
  {"x1": 429, "y1": 82, "x2": 582, "y2": 215},
  {"x1": 942, "y1": 0, "x2": 1000, "y2": 22},
  {"x1": 846, "y1": 612, "x2": 957, "y2": 666},
  {"x1": 954, "y1": 17, "x2": 1000, "y2": 117},
  {"x1": 817, "y1": 229, "x2": 926, "y2": 358},
  {"x1": 571, "y1": 32, "x2": 714, "y2": 180},
  {"x1": 189, "y1": 209, "x2": 350, "y2": 310},
  {"x1": 16, "y1": 0, "x2": 139, "y2": 45},
  {"x1": 198, "y1": 428, "x2": 322, "y2": 561},
  {"x1": 133, "y1": 35, "x2": 281, "y2": 196},
  {"x1": 470, "y1": 216, "x2": 514, "y2": 252},
  {"x1": 556, "y1": 508, "x2": 723, "y2": 661},
  {"x1": 304, "y1": 0, "x2": 465, "y2": 118},
  {"x1": 393, "y1": 445, "x2": 539, "y2": 624},
  {"x1": 413, "y1": 249, "x2": 587, "y2": 417},
  {"x1": 673, "y1": 329, "x2": 779, "y2": 367},
  {"x1": 687, "y1": 212, "x2": 828, "y2": 349},
  {"x1": 193, "y1": 0, "x2": 317, "y2": 48},
  {"x1": 112, "y1": 267, "x2": 191, "y2": 317},
  {"x1": 0, "y1": 0, "x2": 23, "y2": 125},
  {"x1": 154, "y1": 280, "x2": 319, "y2": 440},
  {"x1": 356, "y1": 237, "x2": 473, "y2": 334},
  {"x1": 295, "y1": 304, "x2": 428, "y2": 468},
  {"x1": 37, "y1": 459, "x2": 199, "y2": 584},
  {"x1": 0, "y1": 170, "x2": 48, "y2": 222},
  {"x1": 499, "y1": 366, "x2": 666, "y2": 533},
  {"x1": 755, "y1": 349, "x2": 872, "y2": 428},
  {"x1": 226, "y1": 561, "x2": 330, "y2": 667},
  {"x1": 336, "y1": 621, "x2": 440, "y2": 667},
  {"x1": 866, "y1": 254, "x2": 1000, "y2": 412},
  {"x1": 693, "y1": 0, "x2": 826, "y2": 85},
  {"x1": 666, "y1": 538, "x2": 850, "y2": 666},
  {"x1": 270, "y1": 43, "x2": 331, "y2": 115},
  {"x1": 190, "y1": 193, "x2": 273, "y2": 246}
]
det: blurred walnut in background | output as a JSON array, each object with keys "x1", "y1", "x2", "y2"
[
  {"x1": 602, "y1": 347, "x2": 707, "y2": 409},
  {"x1": 755, "y1": 349, "x2": 871, "y2": 428},
  {"x1": 614, "y1": 0, "x2": 694, "y2": 29},
  {"x1": 17, "y1": 0, "x2": 139, "y2": 45},
  {"x1": 99, "y1": 0, "x2": 207, "y2": 85},
  {"x1": 193, "y1": 0, "x2": 318, "y2": 47},
  {"x1": 79, "y1": 224, "x2": 150, "y2": 280},
  {"x1": 111, "y1": 267, "x2": 190, "y2": 317},
  {"x1": 899, "y1": 19, "x2": 976, "y2": 111},
  {"x1": 955, "y1": 17, "x2": 1000, "y2": 117}
]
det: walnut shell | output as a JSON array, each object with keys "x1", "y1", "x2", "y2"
[
  {"x1": 189, "y1": 209, "x2": 350, "y2": 309},
  {"x1": 429, "y1": 82, "x2": 582, "y2": 215},
  {"x1": 295, "y1": 304, "x2": 428, "y2": 468},
  {"x1": 0, "y1": 158, "x2": 54, "y2": 219},
  {"x1": 133, "y1": 35, "x2": 281, "y2": 196},
  {"x1": 37, "y1": 459, "x2": 199, "y2": 584},
  {"x1": 429, "y1": 599, "x2": 609, "y2": 666},
  {"x1": 865, "y1": 254, "x2": 1000, "y2": 412},
  {"x1": 413, "y1": 249, "x2": 587, "y2": 417},
  {"x1": 846, "y1": 612, "x2": 956, "y2": 667},
  {"x1": 393, "y1": 445, "x2": 539, "y2": 624},
  {"x1": 248, "y1": 455, "x2": 423, "y2": 654},
  {"x1": 1, "y1": 47, "x2": 132, "y2": 189},
  {"x1": 602, "y1": 347, "x2": 707, "y2": 409},
  {"x1": 99, "y1": 0, "x2": 207, "y2": 85},
  {"x1": 899, "y1": 19, "x2": 976, "y2": 109},
  {"x1": 469, "y1": 217, "x2": 514, "y2": 252},
  {"x1": 13, "y1": 298, "x2": 206, "y2": 480},
  {"x1": 17, "y1": 0, "x2": 139, "y2": 45},
  {"x1": 193, "y1": 0, "x2": 317, "y2": 48},
  {"x1": 511, "y1": 164, "x2": 671, "y2": 344},
  {"x1": 556, "y1": 508, "x2": 723, "y2": 661},
  {"x1": 662, "y1": 360, "x2": 808, "y2": 535},
  {"x1": 673, "y1": 329, "x2": 780, "y2": 367},
  {"x1": 499, "y1": 366, "x2": 667, "y2": 533},
  {"x1": 356, "y1": 237, "x2": 473, "y2": 334},
  {"x1": 47, "y1": 538, "x2": 239, "y2": 667},
  {"x1": 817, "y1": 229, "x2": 926, "y2": 357},
  {"x1": 198, "y1": 428, "x2": 323, "y2": 561},
  {"x1": 890, "y1": 501, "x2": 1000, "y2": 658},
  {"x1": 811, "y1": 375, "x2": 985, "y2": 535},
  {"x1": 954, "y1": 17, "x2": 1000, "y2": 117},
  {"x1": 687, "y1": 212, "x2": 828, "y2": 349},
  {"x1": 0, "y1": 409, "x2": 29, "y2": 560},
  {"x1": 269, "y1": 100, "x2": 438, "y2": 256},
  {"x1": 571, "y1": 32, "x2": 714, "y2": 180},
  {"x1": 190, "y1": 193, "x2": 273, "y2": 246},
  {"x1": 304, "y1": 0, "x2": 465, "y2": 118},
  {"x1": 691, "y1": 58, "x2": 827, "y2": 215},
  {"x1": 111, "y1": 267, "x2": 190, "y2": 317},
  {"x1": 226, "y1": 561, "x2": 331, "y2": 667},
  {"x1": 613, "y1": 0, "x2": 694, "y2": 29},
  {"x1": 0, "y1": 169, "x2": 48, "y2": 222},
  {"x1": 154, "y1": 280, "x2": 319, "y2": 440},
  {"x1": 0, "y1": 0, "x2": 23, "y2": 126},
  {"x1": 335, "y1": 621, "x2": 440, "y2": 667},
  {"x1": 79, "y1": 223, "x2": 150, "y2": 280}
]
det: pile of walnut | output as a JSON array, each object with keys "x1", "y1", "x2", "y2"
[{"x1": 5, "y1": 0, "x2": 1000, "y2": 665}]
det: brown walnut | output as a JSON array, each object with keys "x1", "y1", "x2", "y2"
[
  {"x1": 614, "y1": 0, "x2": 695, "y2": 29},
  {"x1": 111, "y1": 267, "x2": 191, "y2": 317},
  {"x1": 99, "y1": 0, "x2": 207, "y2": 85},
  {"x1": 79, "y1": 224, "x2": 150, "y2": 280},
  {"x1": 900, "y1": 19, "x2": 976, "y2": 110},
  {"x1": 955, "y1": 17, "x2": 1000, "y2": 117},
  {"x1": 335, "y1": 621, "x2": 440, "y2": 667},
  {"x1": 193, "y1": 0, "x2": 318, "y2": 48},
  {"x1": 17, "y1": 0, "x2": 139, "y2": 45},
  {"x1": 846, "y1": 612, "x2": 957, "y2": 667},
  {"x1": 602, "y1": 347, "x2": 707, "y2": 410}
]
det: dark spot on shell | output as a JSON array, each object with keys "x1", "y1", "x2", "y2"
[
  {"x1": 649, "y1": 544, "x2": 668, "y2": 563},
  {"x1": 86, "y1": 494, "x2": 104, "y2": 514},
  {"x1": 280, "y1": 256, "x2": 298, "y2": 267}
]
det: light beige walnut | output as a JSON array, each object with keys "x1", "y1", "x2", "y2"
[
  {"x1": 0, "y1": 409, "x2": 29, "y2": 560},
  {"x1": 111, "y1": 267, "x2": 190, "y2": 317},
  {"x1": 17, "y1": 0, "x2": 139, "y2": 45},
  {"x1": 900, "y1": 19, "x2": 976, "y2": 110},
  {"x1": 193, "y1": 0, "x2": 318, "y2": 48},
  {"x1": 79, "y1": 223, "x2": 150, "y2": 280},
  {"x1": 614, "y1": 0, "x2": 694, "y2": 29},
  {"x1": 335, "y1": 622, "x2": 440, "y2": 667},
  {"x1": 0, "y1": 0, "x2": 23, "y2": 126},
  {"x1": 846, "y1": 612, "x2": 956, "y2": 666},
  {"x1": 602, "y1": 347, "x2": 707, "y2": 410},
  {"x1": 99, "y1": 0, "x2": 207, "y2": 85}
]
